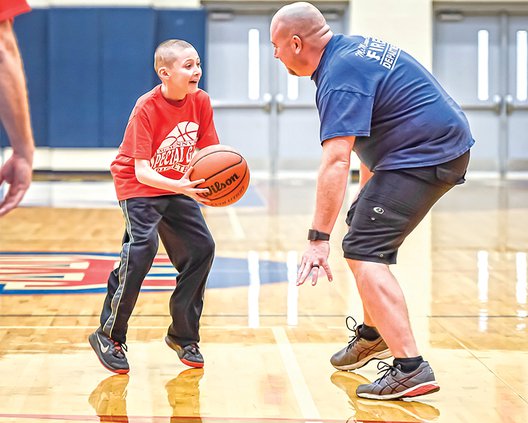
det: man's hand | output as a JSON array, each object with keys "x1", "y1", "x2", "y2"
[
  {"x1": 0, "y1": 152, "x2": 32, "y2": 216},
  {"x1": 297, "y1": 240, "x2": 333, "y2": 286}
]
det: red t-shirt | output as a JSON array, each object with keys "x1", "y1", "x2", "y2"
[
  {"x1": 0, "y1": 0, "x2": 31, "y2": 21},
  {"x1": 111, "y1": 86, "x2": 220, "y2": 201}
]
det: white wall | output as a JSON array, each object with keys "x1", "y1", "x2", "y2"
[{"x1": 350, "y1": 0, "x2": 433, "y2": 69}]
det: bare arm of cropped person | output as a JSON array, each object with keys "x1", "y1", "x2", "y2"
[{"x1": 0, "y1": 19, "x2": 35, "y2": 217}]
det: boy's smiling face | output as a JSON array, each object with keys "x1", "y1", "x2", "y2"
[{"x1": 158, "y1": 46, "x2": 202, "y2": 100}]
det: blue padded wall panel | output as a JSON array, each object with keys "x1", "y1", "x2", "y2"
[
  {"x1": 100, "y1": 8, "x2": 156, "y2": 147},
  {"x1": 48, "y1": 9, "x2": 100, "y2": 147},
  {"x1": 155, "y1": 9, "x2": 207, "y2": 90},
  {"x1": 7, "y1": 7, "x2": 207, "y2": 149}
]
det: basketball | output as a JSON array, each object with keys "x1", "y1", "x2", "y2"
[{"x1": 189, "y1": 145, "x2": 250, "y2": 207}]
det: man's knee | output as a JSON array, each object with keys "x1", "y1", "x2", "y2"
[{"x1": 346, "y1": 258, "x2": 389, "y2": 282}]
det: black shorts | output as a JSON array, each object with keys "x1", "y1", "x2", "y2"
[{"x1": 342, "y1": 151, "x2": 470, "y2": 265}]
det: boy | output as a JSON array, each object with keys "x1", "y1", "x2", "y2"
[{"x1": 89, "y1": 39, "x2": 219, "y2": 374}]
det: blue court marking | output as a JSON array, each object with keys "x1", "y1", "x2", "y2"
[{"x1": 0, "y1": 252, "x2": 288, "y2": 295}]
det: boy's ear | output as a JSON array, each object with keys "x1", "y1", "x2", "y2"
[{"x1": 157, "y1": 66, "x2": 170, "y2": 79}]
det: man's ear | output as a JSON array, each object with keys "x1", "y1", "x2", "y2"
[{"x1": 291, "y1": 35, "x2": 302, "y2": 54}]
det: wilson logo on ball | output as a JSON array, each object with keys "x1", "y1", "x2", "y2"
[{"x1": 202, "y1": 173, "x2": 241, "y2": 197}]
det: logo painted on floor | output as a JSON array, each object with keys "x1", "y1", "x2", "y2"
[{"x1": 0, "y1": 252, "x2": 288, "y2": 295}]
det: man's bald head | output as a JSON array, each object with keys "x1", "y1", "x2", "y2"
[
  {"x1": 271, "y1": 2, "x2": 330, "y2": 42},
  {"x1": 270, "y1": 2, "x2": 333, "y2": 76}
]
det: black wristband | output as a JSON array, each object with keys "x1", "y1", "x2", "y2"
[{"x1": 307, "y1": 229, "x2": 330, "y2": 241}]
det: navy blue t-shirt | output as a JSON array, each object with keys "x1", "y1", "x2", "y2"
[{"x1": 311, "y1": 34, "x2": 475, "y2": 170}]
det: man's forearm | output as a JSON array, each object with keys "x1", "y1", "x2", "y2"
[
  {"x1": 0, "y1": 21, "x2": 34, "y2": 159},
  {"x1": 311, "y1": 156, "x2": 350, "y2": 235}
]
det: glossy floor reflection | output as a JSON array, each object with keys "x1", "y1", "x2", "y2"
[{"x1": 0, "y1": 175, "x2": 527, "y2": 423}]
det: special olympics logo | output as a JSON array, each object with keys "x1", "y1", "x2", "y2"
[{"x1": 151, "y1": 121, "x2": 199, "y2": 172}]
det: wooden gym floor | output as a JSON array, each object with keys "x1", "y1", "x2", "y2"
[{"x1": 0, "y1": 174, "x2": 527, "y2": 423}]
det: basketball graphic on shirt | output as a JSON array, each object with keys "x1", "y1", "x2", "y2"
[
  {"x1": 151, "y1": 121, "x2": 199, "y2": 173},
  {"x1": 157, "y1": 121, "x2": 199, "y2": 150},
  {"x1": 179, "y1": 121, "x2": 199, "y2": 142}
]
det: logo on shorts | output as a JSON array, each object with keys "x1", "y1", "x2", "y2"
[{"x1": 373, "y1": 207, "x2": 385, "y2": 214}]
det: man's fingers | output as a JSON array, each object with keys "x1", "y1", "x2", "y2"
[
  {"x1": 296, "y1": 261, "x2": 309, "y2": 285},
  {"x1": 311, "y1": 266, "x2": 319, "y2": 286},
  {"x1": 322, "y1": 263, "x2": 333, "y2": 282},
  {"x1": 296, "y1": 259, "x2": 334, "y2": 286},
  {"x1": 0, "y1": 188, "x2": 25, "y2": 217},
  {"x1": 297, "y1": 262, "x2": 323, "y2": 286}
]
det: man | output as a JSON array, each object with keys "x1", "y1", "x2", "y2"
[
  {"x1": 271, "y1": 2, "x2": 473, "y2": 400},
  {"x1": 0, "y1": 0, "x2": 34, "y2": 217}
]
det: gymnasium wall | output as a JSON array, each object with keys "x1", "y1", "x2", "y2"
[
  {"x1": 4, "y1": 0, "x2": 528, "y2": 156},
  {"x1": 2, "y1": 1, "x2": 206, "y2": 149}
]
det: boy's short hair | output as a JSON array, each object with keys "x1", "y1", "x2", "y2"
[{"x1": 154, "y1": 39, "x2": 195, "y2": 71}]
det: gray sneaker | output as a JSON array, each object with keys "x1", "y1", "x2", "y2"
[
  {"x1": 88, "y1": 328, "x2": 129, "y2": 374},
  {"x1": 165, "y1": 336, "x2": 204, "y2": 368},
  {"x1": 330, "y1": 317, "x2": 391, "y2": 370},
  {"x1": 356, "y1": 361, "x2": 440, "y2": 400}
]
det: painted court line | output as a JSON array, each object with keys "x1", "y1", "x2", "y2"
[
  {"x1": 227, "y1": 207, "x2": 245, "y2": 239},
  {"x1": 272, "y1": 327, "x2": 322, "y2": 421}
]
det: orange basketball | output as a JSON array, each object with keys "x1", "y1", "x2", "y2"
[{"x1": 189, "y1": 145, "x2": 250, "y2": 207}]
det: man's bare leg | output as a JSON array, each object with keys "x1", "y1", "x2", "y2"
[{"x1": 347, "y1": 259, "x2": 419, "y2": 358}]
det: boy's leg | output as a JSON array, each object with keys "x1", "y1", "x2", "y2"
[
  {"x1": 91, "y1": 197, "x2": 166, "y2": 373},
  {"x1": 158, "y1": 195, "x2": 215, "y2": 346},
  {"x1": 100, "y1": 197, "x2": 165, "y2": 343}
]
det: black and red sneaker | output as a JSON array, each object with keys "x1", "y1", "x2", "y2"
[
  {"x1": 165, "y1": 336, "x2": 204, "y2": 368},
  {"x1": 89, "y1": 328, "x2": 129, "y2": 374}
]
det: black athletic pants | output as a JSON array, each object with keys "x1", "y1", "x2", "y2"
[{"x1": 100, "y1": 194, "x2": 215, "y2": 345}]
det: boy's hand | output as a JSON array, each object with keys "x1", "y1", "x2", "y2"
[
  {"x1": 176, "y1": 167, "x2": 210, "y2": 203},
  {"x1": 134, "y1": 159, "x2": 210, "y2": 203}
]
